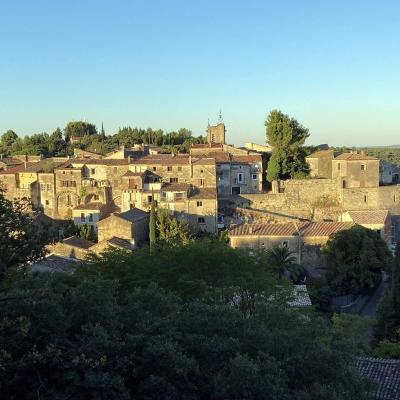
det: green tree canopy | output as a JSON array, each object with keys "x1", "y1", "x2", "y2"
[
  {"x1": 265, "y1": 110, "x2": 310, "y2": 181},
  {"x1": 64, "y1": 121, "x2": 97, "y2": 142},
  {"x1": 0, "y1": 189, "x2": 47, "y2": 277},
  {"x1": 1, "y1": 129, "x2": 18, "y2": 147},
  {"x1": 323, "y1": 225, "x2": 391, "y2": 295},
  {"x1": 0, "y1": 268, "x2": 371, "y2": 399}
]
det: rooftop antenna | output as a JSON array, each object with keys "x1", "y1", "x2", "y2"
[{"x1": 218, "y1": 109, "x2": 223, "y2": 124}]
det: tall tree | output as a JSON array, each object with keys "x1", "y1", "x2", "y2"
[
  {"x1": 323, "y1": 225, "x2": 391, "y2": 295},
  {"x1": 149, "y1": 196, "x2": 156, "y2": 251},
  {"x1": 0, "y1": 130, "x2": 18, "y2": 148},
  {"x1": 0, "y1": 188, "x2": 46, "y2": 277},
  {"x1": 375, "y1": 243, "x2": 400, "y2": 341},
  {"x1": 64, "y1": 121, "x2": 97, "y2": 142},
  {"x1": 265, "y1": 110, "x2": 310, "y2": 181}
]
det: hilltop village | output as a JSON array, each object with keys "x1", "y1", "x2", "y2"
[{"x1": 0, "y1": 118, "x2": 399, "y2": 270}]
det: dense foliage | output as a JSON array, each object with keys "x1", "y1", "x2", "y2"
[
  {"x1": 0, "y1": 122, "x2": 206, "y2": 158},
  {"x1": 265, "y1": 110, "x2": 310, "y2": 181},
  {"x1": 0, "y1": 241, "x2": 372, "y2": 399},
  {"x1": 0, "y1": 188, "x2": 47, "y2": 277},
  {"x1": 374, "y1": 243, "x2": 400, "y2": 357},
  {"x1": 323, "y1": 226, "x2": 391, "y2": 295}
]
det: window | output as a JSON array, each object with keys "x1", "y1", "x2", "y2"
[
  {"x1": 40, "y1": 183, "x2": 46, "y2": 191},
  {"x1": 178, "y1": 166, "x2": 182, "y2": 171},
  {"x1": 88, "y1": 213, "x2": 93, "y2": 222},
  {"x1": 261, "y1": 242, "x2": 265, "y2": 247},
  {"x1": 364, "y1": 195, "x2": 367, "y2": 203},
  {"x1": 167, "y1": 166, "x2": 172, "y2": 172},
  {"x1": 45, "y1": 200, "x2": 50, "y2": 206},
  {"x1": 67, "y1": 195, "x2": 71, "y2": 206},
  {"x1": 93, "y1": 194, "x2": 99, "y2": 201},
  {"x1": 198, "y1": 217, "x2": 205, "y2": 224},
  {"x1": 113, "y1": 167, "x2": 118, "y2": 173},
  {"x1": 252, "y1": 174, "x2": 257, "y2": 180},
  {"x1": 91, "y1": 168, "x2": 96, "y2": 174},
  {"x1": 239, "y1": 165, "x2": 243, "y2": 170},
  {"x1": 200, "y1": 169, "x2": 204, "y2": 173},
  {"x1": 200, "y1": 178, "x2": 205, "y2": 186},
  {"x1": 153, "y1": 166, "x2": 157, "y2": 171},
  {"x1": 80, "y1": 213, "x2": 85, "y2": 222},
  {"x1": 169, "y1": 177, "x2": 178, "y2": 183},
  {"x1": 282, "y1": 241, "x2": 288, "y2": 248},
  {"x1": 338, "y1": 163, "x2": 341, "y2": 171},
  {"x1": 47, "y1": 184, "x2": 52, "y2": 191},
  {"x1": 237, "y1": 173, "x2": 244, "y2": 183},
  {"x1": 197, "y1": 201, "x2": 203, "y2": 207},
  {"x1": 361, "y1": 164, "x2": 366, "y2": 171},
  {"x1": 232, "y1": 186, "x2": 240, "y2": 195}
]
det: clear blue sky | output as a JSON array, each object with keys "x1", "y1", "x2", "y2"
[{"x1": 0, "y1": 0, "x2": 399, "y2": 146}]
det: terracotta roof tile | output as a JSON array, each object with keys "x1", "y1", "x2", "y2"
[
  {"x1": 334, "y1": 152, "x2": 378, "y2": 161},
  {"x1": 161, "y1": 182, "x2": 191, "y2": 192},
  {"x1": 73, "y1": 202, "x2": 106, "y2": 211},
  {"x1": 355, "y1": 357, "x2": 400, "y2": 400},
  {"x1": 62, "y1": 235, "x2": 94, "y2": 249},
  {"x1": 347, "y1": 210, "x2": 389, "y2": 225},
  {"x1": 306, "y1": 150, "x2": 334, "y2": 159},
  {"x1": 229, "y1": 221, "x2": 353, "y2": 237},
  {"x1": 189, "y1": 187, "x2": 217, "y2": 199},
  {"x1": 70, "y1": 159, "x2": 129, "y2": 166}
]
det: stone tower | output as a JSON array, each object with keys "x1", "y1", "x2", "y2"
[{"x1": 207, "y1": 112, "x2": 226, "y2": 144}]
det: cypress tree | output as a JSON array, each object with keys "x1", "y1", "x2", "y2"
[{"x1": 149, "y1": 193, "x2": 156, "y2": 251}]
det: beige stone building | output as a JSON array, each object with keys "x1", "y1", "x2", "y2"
[
  {"x1": 97, "y1": 208, "x2": 149, "y2": 247},
  {"x1": 339, "y1": 209, "x2": 392, "y2": 244},
  {"x1": 306, "y1": 150, "x2": 334, "y2": 179},
  {"x1": 229, "y1": 221, "x2": 354, "y2": 265}
]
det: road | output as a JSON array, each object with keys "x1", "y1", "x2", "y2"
[{"x1": 359, "y1": 272, "x2": 388, "y2": 317}]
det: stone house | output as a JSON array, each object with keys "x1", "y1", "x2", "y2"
[
  {"x1": 229, "y1": 221, "x2": 354, "y2": 265},
  {"x1": 97, "y1": 208, "x2": 149, "y2": 248},
  {"x1": 159, "y1": 184, "x2": 218, "y2": 233},
  {"x1": 339, "y1": 209, "x2": 392, "y2": 244},
  {"x1": 332, "y1": 152, "x2": 379, "y2": 188},
  {"x1": 305, "y1": 150, "x2": 334, "y2": 179},
  {"x1": 72, "y1": 202, "x2": 108, "y2": 233},
  {"x1": 52, "y1": 235, "x2": 94, "y2": 260}
]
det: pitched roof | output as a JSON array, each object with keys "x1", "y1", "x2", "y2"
[
  {"x1": 306, "y1": 150, "x2": 334, "y2": 159},
  {"x1": 116, "y1": 208, "x2": 149, "y2": 223},
  {"x1": 334, "y1": 152, "x2": 378, "y2": 161},
  {"x1": 106, "y1": 237, "x2": 132, "y2": 250},
  {"x1": 229, "y1": 222, "x2": 300, "y2": 237},
  {"x1": 130, "y1": 154, "x2": 216, "y2": 166},
  {"x1": 122, "y1": 170, "x2": 146, "y2": 177},
  {"x1": 355, "y1": 357, "x2": 400, "y2": 400},
  {"x1": 189, "y1": 187, "x2": 217, "y2": 199},
  {"x1": 288, "y1": 285, "x2": 312, "y2": 307},
  {"x1": 0, "y1": 163, "x2": 35, "y2": 175},
  {"x1": 347, "y1": 210, "x2": 389, "y2": 225},
  {"x1": 73, "y1": 202, "x2": 106, "y2": 211},
  {"x1": 62, "y1": 236, "x2": 94, "y2": 249},
  {"x1": 161, "y1": 182, "x2": 191, "y2": 192},
  {"x1": 200, "y1": 152, "x2": 262, "y2": 164},
  {"x1": 229, "y1": 221, "x2": 353, "y2": 237},
  {"x1": 300, "y1": 221, "x2": 354, "y2": 237},
  {"x1": 0, "y1": 157, "x2": 24, "y2": 166},
  {"x1": 70, "y1": 158, "x2": 129, "y2": 166}
]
